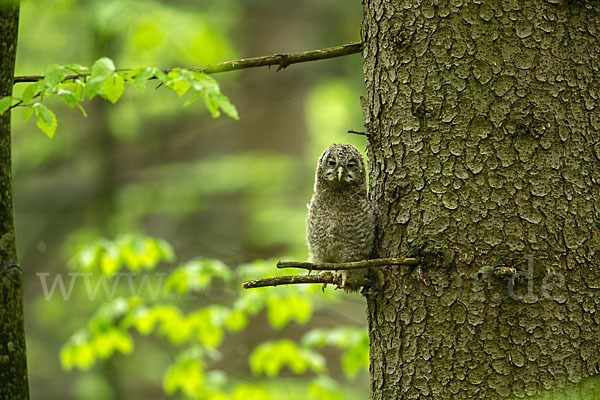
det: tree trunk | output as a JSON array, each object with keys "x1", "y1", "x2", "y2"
[
  {"x1": 362, "y1": 0, "x2": 600, "y2": 398},
  {"x1": 0, "y1": 1, "x2": 28, "y2": 399}
]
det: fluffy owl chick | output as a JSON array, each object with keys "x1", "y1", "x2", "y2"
[{"x1": 307, "y1": 143, "x2": 375, "y2": 292}]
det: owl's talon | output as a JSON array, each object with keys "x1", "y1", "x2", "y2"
[
  {"x1": 318, "y1": 271, "x2": 335, "y2": 290},
  {"x1": 332, "y1": 270, "x2": 347, "y2": 289},
  {"x1": 319, "y1": 271, "x2": 334, "y2": 291}
]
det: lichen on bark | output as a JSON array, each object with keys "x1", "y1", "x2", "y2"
[{"x1": 362, "y1": 0, "x2": 600, "y2": 398}]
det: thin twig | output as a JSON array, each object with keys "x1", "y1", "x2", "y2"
[
  {"x1": 347, "y1": 129, "x2": 368, "y2": 136},
  {"x1": 8, "y1": 99, "x2": 23, "y2": 111},
  {"x1": 13, "y1": 42, "x2": 363, "y2": 84},
  {"x1": 277, "y1": 257, "x2": 420, "y2": 271},
  {"x1": 242, "y1": 274, "x2": 370, "y2": 289}
]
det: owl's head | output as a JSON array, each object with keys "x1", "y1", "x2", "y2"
[{"x1": 315, "y1": 143, "x2": 367, "y2": 191}]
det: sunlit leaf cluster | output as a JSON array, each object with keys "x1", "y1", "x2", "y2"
[
  {"x1": 250, "y1": 339, "x2": 325, "y2": 377},
  {"x1": 60, "y1": 235, "x2": 368, "y2": 400},
  {"x1": 1, "y1": 58, "x2": 238, "y2": 138},
  {"x1": 302, "y1": 328, "x2": 370, "y2": 378},
  {"x1": 10, "y1": 1, "x2": 370, "y2": 400},
  {"x1": 165, "y1": 258, "x2": 232, "y2": 294},
  {"x1": 68, "y1": 234, "x2": 174, "y2": 277}
]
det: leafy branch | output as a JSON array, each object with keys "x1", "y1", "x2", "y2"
[
  {"x1": 1, "y1": 58, "x2": 238, "y2": 138},
  {"x1": 60, "y1": 235, "x2": 364, "y2": 399},
  {"x1": 2, "y1": 42, "x2": 362, "y2": 138},
  {"x1": 13, "y1": 41, "x2": 362, "y2": 83}
]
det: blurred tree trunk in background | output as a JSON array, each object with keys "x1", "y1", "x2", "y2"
[
  {"x1": 0, "y1": 1, "x2": 30, "y2": 399},
  {"x1": 362, "y1": 0, "x2": 600, "y2": 398}
]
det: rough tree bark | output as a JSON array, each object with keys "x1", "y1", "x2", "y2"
[
  {"x1": 362, "y1": 0, "x2": 600, "y2": 398},
  {"x1": 0, "y1": 1, "x2": 29, "y2": 399}
]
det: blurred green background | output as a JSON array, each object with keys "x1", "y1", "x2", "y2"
[{"x1": 13, "y1": 0, "x2": 369, "y2": 398}]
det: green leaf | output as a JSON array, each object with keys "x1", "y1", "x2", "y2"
[
  {"x1": 190, "y1": 72, "x2": 219, "y2": 91},
  {"x1": 188, "y1": 308, "x2": 225, "y2": 348},
  {"x1": 0, "y1": 96, "x2": 12, "y2": 114},
  {"x1": 164, "y1": 69, "x2": 191, "y2": 96},
  {"x1": 302, "y1": 327, "x2": 363, "y2": 348},
  {"x1": 302, "y1": 328, "x2": 370, "y2": 379},
  {"x1": 22, "y1": 81, "x2": 40, "y2": 104},
  {"x1": 91, "y1": 58, "x2": 116, "y2": 80},
  {"x1": 57, "y1": 89, "x2": 78, "y2": 108},
  {"x1": 91, "y1": 298, "x2": 133, "y2": 328},
  {"x1": 60, "y1": 307, "x2": 136, "y2": 372},
  {"x1": 308, "y1": 376, "x2": 343, "y2": 400},
  {"x1": 163, "y1": 355, "x2": 205, "y2": 397},
  {"x1": 33, "y1": 103, "x2": 57, "y2": 138},
  {"x1": 203, "y1": 91, "x2": 221, "y2": 118},
  {"x1": 212, "y1": 92, "x2": 239, "y2": 120},
  {"x1": 123, "y1": 307, "x2": 156, "y2": 335},
  {"x1": 60, "y1": 330, "x2": 95, "y2": 371},
  {"x1": 224, "y1": 310, "x2": 247, "y2": 331},
  {"x1": 126, "y1": 66, "x2": 157, "y2": 92},
  {"x1": 100, "y1": 244, "x2": 120, "y2": 276},
  {"x1": 73, "y1": 79, "x2": 86, "y2": 101},
  {"x1": 91, "y1": 327, "x2": 133, "y2": 358},
  {"x1": 170, "y1": 80, "x2": 191, "y2": 97},
  {"x1": 69, "y1": 234, "x2": 175, "y2": 276},
  {"x1": 87, "y1": 57, "x2": 116, "y2": 99},
  {"x1": 154, "y1": 69, "x2": 168, "y2": 84},
  {"x1": 148, "y1": 305, "x2": 190, "y2": 343},
  {"x1": 182, "y1": 90, "x2": 202, "y2": 107},
  {"x1": 101, "y1": 73, "x2": 125, "y2": 104},
  {"x1": 341, "y1": 337, "x2": 369, "y2": 378},
  {"x1": 65, "y1": 63, "x2": 89, "y2": 73},
  {"x1": 164, "y1": 258, "x2": 231, "y2": 294},
  {"x1": 231, "y1": 384, "x2": 272, "y2": 400},
  {"x1": 23, "y1": 106, "x2": 34, "y2": 122},
  {"x1": 40, "y1": 64, "x2": 69, "y2": 95},
  {"x1": 266, "y1": 294, "x2": 312, "y2": 329},
  {"x1": 234, "y1": 291, "x2": 266, "y2": 317},
  {"x1": 249, "y1": 340, "x2": 325, "y2": 377}
]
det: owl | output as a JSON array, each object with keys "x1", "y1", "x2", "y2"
[{"x1": 306, "y1": 143, "x2": 375, "y2": 292}]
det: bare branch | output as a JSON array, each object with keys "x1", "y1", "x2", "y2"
[
  {"x1": 277, "y1": 257, "x2": 420, "y2": 271},
  {"x1": 14, "y1": 73, "x2": 82, "y2": 84},
  {"x1": 242, "y1": 274, "x2": 370, "y2": 289},
  {"x1": 190, "y1": 41, "x2": 362, "y2": 74},
  {"x1": 347, "y1": 129, "x2": 368, "y2": 136},
  {"x1": 13, "y1": 42, "x2": 363, "y2": 84},
  {"x1": 243, "y1": 258, "x2": 419, "y2": 289}
]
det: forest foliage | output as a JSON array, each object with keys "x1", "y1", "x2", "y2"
[
  {"x1": 13, "y1": 0, "x2": 368, "y2": 398},
  {"x1": 2, "y1": 59, "x2": 238, "y2": 138},
  {"x1": 58, "y1": 235, "x2": 368, "y2": 399}
]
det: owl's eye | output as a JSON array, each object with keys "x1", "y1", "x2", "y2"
[
  {"x1": 347, "y1": 161, "x2": 356, "y2": 168},
  {"x1": 328, "y1": 160, "x2": 336, "y2": 166}
]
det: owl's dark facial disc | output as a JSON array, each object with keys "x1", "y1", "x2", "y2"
[
  {"x1": 315, "y1": 143, "x2": 366, "y2": 192},
  {"x1": 322, "y1": 152, "x2": 360, "y2": 185},
  {"x1": 323, "y1": 154, "x2": 340, "y2": 182}
]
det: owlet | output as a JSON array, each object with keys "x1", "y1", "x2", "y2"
[{"x1": 306, "y1": 143, "x2": 375, "y2": 292}]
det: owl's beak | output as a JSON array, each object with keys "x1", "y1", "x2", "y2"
[{"x1": 337, "y1": 166, "x2": 343, "y2": 182}]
